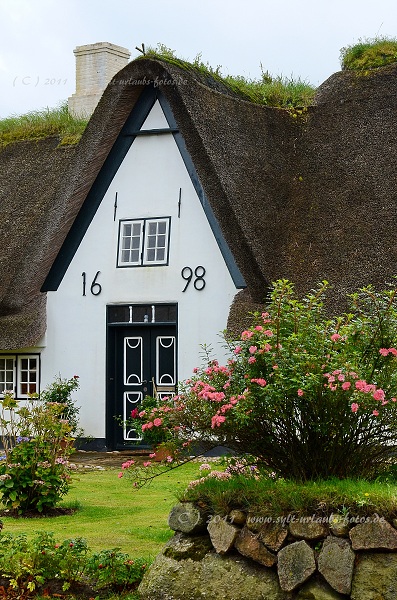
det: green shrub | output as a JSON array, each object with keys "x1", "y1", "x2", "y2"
[
  {"x1": 340, "y1": 36, "x2": 397, "y2": 71},
  {"x1": 0, "y1": 392, "x2": 74, "y2": 514},
  {"x1": 123, "y1": 280, "x2": 397, "y2": 483},
  {"x1": 40, "y1": 374, "x2": 81, "y2": 437},
  {"x1": 85, "y1": 549, "x2": 148, "y2": 590},
  {"x1": 0, "y1": 531, "x2": 149, "y2": 595}
]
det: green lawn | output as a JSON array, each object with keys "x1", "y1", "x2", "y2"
[{"x1": 0, "y1": 461, "x2": 200, "y2": 558}]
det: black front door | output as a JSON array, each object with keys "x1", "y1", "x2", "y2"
[{"x1": 107, "y1": 323, "x2": 176, "y2": 448}]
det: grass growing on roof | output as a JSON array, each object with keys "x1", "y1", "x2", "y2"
[
  {"x1": 0, "y1": 103, "x2": 87, "y2": 148},
  {"x1": 340, "y1": 36, "x2": 397, "y2": 71},
  {"x1": 143, "y1": 43, "x2": 316, "y2": 108}
]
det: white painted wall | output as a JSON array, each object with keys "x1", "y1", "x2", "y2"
[{"x1": 39, "y1": 101, "x2": 239, "y2": 439}]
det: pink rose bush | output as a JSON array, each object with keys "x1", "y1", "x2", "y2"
[{"x1": 121, "y1": 280, "x2": 397, "y2": 483}]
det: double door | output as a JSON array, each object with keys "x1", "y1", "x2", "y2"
[{"x1": 107, "y1": 324, "x2": 176, "y2": 448}]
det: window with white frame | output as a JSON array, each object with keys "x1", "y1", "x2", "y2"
[
  {"x1": 117, "y1": 217, "x2": 170, "y2": 267},
  {"x1": 0, "y1": 355, "x2": 40, "y2": 398}
]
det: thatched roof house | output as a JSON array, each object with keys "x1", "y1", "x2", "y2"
[{"x1": 1, "y1": 55, "x2": 396, "y2": 447}]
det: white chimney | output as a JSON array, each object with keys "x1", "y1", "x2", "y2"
[{"x1": 68, "y1": 42, "x2": 131, "y2": 119}]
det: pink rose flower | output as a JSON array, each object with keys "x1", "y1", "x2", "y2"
[{"x1": 331, "y1": 333, "x2": 342, "y2": 342}]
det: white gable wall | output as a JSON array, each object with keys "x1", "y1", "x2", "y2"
[{"x1": 40, "y1": 101, "x2": 239, "y2": 440}]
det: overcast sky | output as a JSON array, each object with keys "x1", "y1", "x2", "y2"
[{"x1": 0, "y1": 0, "x2": 396, "y2": 119}]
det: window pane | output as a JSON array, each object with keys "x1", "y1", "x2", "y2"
[
  {"x1": 148, "y1": 222, "x2": 157, "y2": 235},
  {"x1": 146, "y1": 248, "x2": 156, "y2": 262},
  {"x1": 124, "y1": 224, "x2": 132, "y2": 236},
  {"x1": 158, "y1": 222, "x2": 166, "y2": 234},
  {"x1": 157, "y1": 235, "x2": 166, "y2": 247},
  {"x1": 147, "y1": 236, "x2": 156, "y2": 248},
  {"x1": 156, "y1": 248, "x2": 165, "y2": 261},
  {"x1": 132, "y1": 223, "x2": 142, "y2": 236},
  {"x1": 130, "y1": 249, "x2": 140, "y2": 262}
]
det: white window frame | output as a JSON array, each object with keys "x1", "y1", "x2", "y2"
[
  {"x1": 117, "y1": 217, "x2": 171, "y2": 267},
  {"x1": 117, "y1": 219, "x2": 144, "y2": 267},
  {"x1": 0, "y1": 354, "x2": 40, "y2": 398},
  {"x1": 0, "y1": 356, "x2": 16, "y2": 397}
]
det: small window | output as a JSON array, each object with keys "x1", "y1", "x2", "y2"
[
  {"x1": 0, "y1": 357, "x2": 15, "y2": 396},
  {"x1": 119, "y1": 219, "x2": 144, "y2": 266},
  {"x1": 117, "y1": 218, "x2": 170, "y2": 267},
  {"x1": 19, "y1": 356, "x2": 38, "y2": 397},
  {"x1": 0, "y1": 355, "x2": 40, "y2": 398}
]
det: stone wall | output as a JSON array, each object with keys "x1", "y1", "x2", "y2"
[{"x1": 138, "y1": 502, "x2": 397, "y2": 600}]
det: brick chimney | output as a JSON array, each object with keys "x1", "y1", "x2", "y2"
[{"x1": 68, "y1": 42, "x2": 130, "y2": 118}]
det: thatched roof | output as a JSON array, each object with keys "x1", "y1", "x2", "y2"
[
  {"x1": 0, "y1": 138, "x2": 76, "y2": 348},
  {"x1": 1, "y1": 58, "x2": 397, "y2": 348}
]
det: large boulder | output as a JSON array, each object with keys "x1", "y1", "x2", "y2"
[
  {"x1": 351, "y1": 552, "x2": 397, "y2": 600},
  {"x1": 138, "y1": 551, "x2": 290, "y2": 600}
]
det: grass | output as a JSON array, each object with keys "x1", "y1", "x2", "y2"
[
  {"x1": 180, "y1": 473, "x2": 397, "y2": 522},
  {"x1": 340, "y1": 36, "x2": 397, "y2": 71},
  {"x1": 0, "y1": 103, "x2": 87, "y2": 149},
  {"x1": 3, "y1": 459, "x2": 397, "y2": 554},
  {"x1": 143, "y1": 43, "x2": 316, "y2": 109},
  {"x1": 4, "y1": 36, "x2": 396, "y2": 151},
  {"x1": 2, "y1": 457, "x2": 397, "y2": 600},
  {"x1": 0, "y1": 460, "x2": 199, "y2": 557},
  {"x1": 0, "y1": 47, "x2": 314, "y2": 150}
]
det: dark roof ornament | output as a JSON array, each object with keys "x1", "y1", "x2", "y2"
[{"x1": 135, "y1": 43, "x2": 146, "y2": 55}]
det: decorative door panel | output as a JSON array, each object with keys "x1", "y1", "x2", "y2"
[
  {"x1": 124, "y1": 337, "x2": 144, "y2": 386},
  {"x1": 156, "y1": 336, "x2": 176, "y2": 386},
  {"x1": 107, "y1": 322, "x2": 177, "y2": 448}
]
